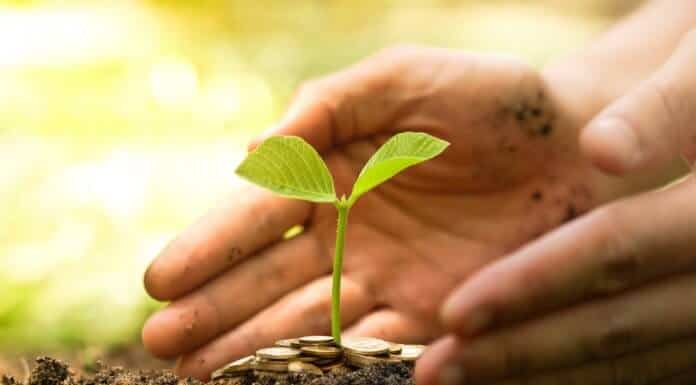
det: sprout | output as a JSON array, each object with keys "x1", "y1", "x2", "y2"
[{"x1": 235, "y1": 132, "x2": 449, "y2": 344}]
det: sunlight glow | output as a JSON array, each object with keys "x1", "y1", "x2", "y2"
[
  {"x1": 0, "y1": 6, "x2": 153, "y2": 67},
  {"x1": 150, "y1": 57, "x2": 200, "y2": 107}
]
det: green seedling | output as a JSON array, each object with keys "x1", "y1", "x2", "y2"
[{"x1": 235, "y1": 131, "x2": 449, "y2": 344}]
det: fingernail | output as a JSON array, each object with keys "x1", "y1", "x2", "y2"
[
  {"x1": 439, "y1": 365, "x2": 466, "y2": 385},
  {"x1": 589, "y1": 117, "x2": 642, "y2": 169}
]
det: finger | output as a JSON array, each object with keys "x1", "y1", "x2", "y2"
[
  {"x1": 144, "y1": 185, "x2": 311, "y2": 300},
  {"x1": 442, "y1": 176, "x2": 696, "y2": 337},
  {"x1": 491, "y1": 338, "x2": 696, "y2": 385},
  {"x1": 250, "y1": 45, "x2": 424, "y2": 152},
  {"x1": 142, "y1": 232, "x2": 330, "y2": 358},
  {"x1": 654, "y1": 367, "x2": 696, "y2": 385},
  {"x1": 175, "y1": 276, "x2": 375, "y2": 380},
  {"x1": 344, "y1": 309, "x2": 440, "y2": 343},
  {"x1": 581, "y1": 28, "x2": 696, "y2": 174},
  {"x1": 435, "y1": 273, "x2": 696, "y2": 382},
  {"x1": 251, "y1": 45, "x2": 475, "y2": 152},
  {"x1": 415, "y1": 335, "x2": 462, "y2": 385}
]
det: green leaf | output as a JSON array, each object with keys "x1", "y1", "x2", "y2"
[
  {"x1": 350, "y1": 132, "x2": 449, "y2": 202},
  {"x1": 235, "y1": 136, "x2": 337, "y2": 203}
]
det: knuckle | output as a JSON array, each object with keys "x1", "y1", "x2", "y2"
[
  {"x1": 587, "y1": 205, "x2": 642, "y2": 296},
  {"x1": 610, "y1": 357, "x2": 643, "y2": 385},
  {"x1": 235, "y1": 326, "x2": 259, "y2": 355},
  {"x1": 499, "y1": 336, "x2": 532, "y2": 377},
  {"x1": 680, "y1": 27, "x2": 696, "y2": 48},
  {"x1": 647, "y1": 81, "x2": 683, "y2": 141},
  {"x1": 295, "y1": 78, "x2": 323, "y2": 98},
  {"x1": 590, "y1": 310, "x2": 639, "y2": 359},
  {"x1": 375, "y1": 44, "x2": 424, "y2": 60},
  {"x1": 367, "y1": 44, "x2": 429, "y2": 76}
]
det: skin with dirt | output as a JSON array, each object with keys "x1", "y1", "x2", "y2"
[{"x1": 2, "y1": 358, "x2": 414, "y2": 385}]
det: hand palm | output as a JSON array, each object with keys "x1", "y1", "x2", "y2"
[{"x1": 143, "y1": 47, "x2": 604, "y2": 379}]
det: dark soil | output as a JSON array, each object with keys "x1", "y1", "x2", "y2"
[{"x1": 2, "y1": 357, "x2": 414, "y2": 385}]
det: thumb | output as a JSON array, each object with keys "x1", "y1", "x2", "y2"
[
  {"x1": 580, "y1": 29, "x2": 696, "y2": 175},
  {"x1": 248, "y1": 81, "x2": 335, "y2": 151},
  {"x1": 248, "y1": 46, "x2": 417, "y2": 152}
]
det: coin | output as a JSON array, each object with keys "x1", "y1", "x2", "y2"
[
  {"x1": 391, "y1": 344, "x2": 426, "y2": 361},
  {"x1": 317, "y1": 360, "x2": 343, "y2": 371},
  {"x1": 324, "y1": 363, "x2": 350, "y2": 375},
  {"x1": 387, "y1": 342, "x2": 402, "y2": 354},
  {"x1": 293, "y1": 355, "x2": 320, "y2": 363},
  {"x1": 256, "y1": 347, "x2": 302, "y2": 360},
  {"x1": 275, "y1": 338, "x2": 300, "y2": 348},
  {"x1": 288, "y1": 361, "x2": 323, "y2": 375},
  {"x1": 300, "y1": 345, "x2": 343, "y2": 358},
  {"x1": 341, "y1": 336, "x2": 390, "y2": 356},
  {"x1": 298, "y1": 335, "x2": 334, "y2": 345},
  {"x1": 344, "y1": 351, "x2": 400, "y2": 368},
  {"x1": 253, "y1": 359, "x2": 288, "y2": 373},
  {"x1": 211, "y1": 355, "x2": 254, "y2": 379}
]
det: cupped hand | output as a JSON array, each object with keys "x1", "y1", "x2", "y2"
[
  {"x1": 417, "y1": 30, "x2": 696, "y2": 385},
  {"x1": 141, "y1": 46, "x2": 630, "y2": 379}
]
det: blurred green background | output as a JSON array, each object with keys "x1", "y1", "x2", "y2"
[{"x1": 0, "y1": 0, "x2": 637, "y2": 354}]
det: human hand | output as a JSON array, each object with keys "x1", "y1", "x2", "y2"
[
  {"x1": 141, "y1": 46, "x2": 632, "y2": 379},
  {"x1": 417, "y1": 29, "x2": 696, "y2": 385}
]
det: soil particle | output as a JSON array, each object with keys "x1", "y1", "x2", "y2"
[
  {"x1": 2, "y1": 375, "x2": 20, "y2": 385},
  {"x1": 18, "y1": 359, "x2": 413, "y2": 385},
  {"x1": 309, "y1": 364, "x2": 413, "y2": 385},
  {"x1": 28, "y1": 358, "x2": 72, "y2": 385}
]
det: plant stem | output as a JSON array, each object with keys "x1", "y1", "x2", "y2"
[{"x1": 331, "y1": 202, "x2": 350, "y2": 345}]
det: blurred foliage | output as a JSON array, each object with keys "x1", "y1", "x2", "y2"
[{"x1": 0, "y1": 0, "x2": 636, "y2": 351}]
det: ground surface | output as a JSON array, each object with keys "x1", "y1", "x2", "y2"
[
  {"x1": 1, "y1": 357, "x2": 413, "y2": 385},
  {"x1": 0, "y1": 347, "x2": 170, "y2": 379}
]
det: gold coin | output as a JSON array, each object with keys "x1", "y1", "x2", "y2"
[
  {"x1": 256, "y1": 347, "x2": 302, "y2": 360},
  {"x1": 345, "y1": 351, "x2": 400, "y2": 368},
  {"x1": 387, "y1": 342, "x2": 403, "y2": 354},
  {"x1": 314, "y1": 356, "x2": 341, "y2": 365},
  {"x1": 341, "y1": 336, "x2": 390, "y2": 356},
  {"x1": 391, "y1": 344, "x2": 426, "y2": 361},
  {"x1": 287, "y1": 361, "x2": 323, "y2": 375},
  {"x1": 323, "y1": 363, "x2": 350, "y2": 375},
  {"x1": 211, "y1": 355, "x2": 254, "y2": 379},
  {"x1": 293, "y1": 355, "x2": 320, "y2": 363},
  {"x1": 300, "y1": 345, "x2": 343, "y2": 358},
  {"x1": 317, "y1": 360, "x2": 344, "y2": 371},
  {"x1": 253, "y1": 359, "x2": 288, "y2": 373},
  {"x1": 298, "y1": 335, "x2": 334, "y2": 345},
  {"x1": 275, "y1": 338, "x2": 300, "y2": 348}
]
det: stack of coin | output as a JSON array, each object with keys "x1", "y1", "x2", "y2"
[{"x1": 211, "y1": 335, "x2": 425, "y2": 380}]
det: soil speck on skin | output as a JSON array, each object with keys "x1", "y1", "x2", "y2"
[
  {"x1": 539, "y1": 123, "x2": 553, "y2": 136},
  {"x1": 531, "y1": 191, "x2": 543, "y2": 202},
  {"x1": 227, "y1": 248, "x2": 243, "y2": 264},
  {"x1": 563, "y1": 204, "x2": 578, "y2": 223},
  {"x1": 16, "y1": 358, "x2": 413, "y2": 385}
]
